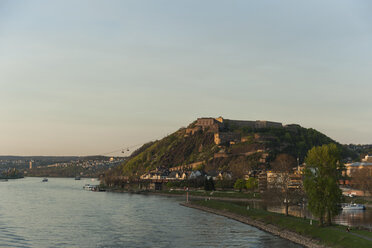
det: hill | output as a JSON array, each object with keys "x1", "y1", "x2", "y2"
[
  {"x1": 112, "y1": 117, "x2": 357, "y2": 179},
  {"x1": 0, "y1": 156, "x2": 126, "y2": 178}
]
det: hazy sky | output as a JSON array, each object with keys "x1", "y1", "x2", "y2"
[{"x1": 1, "y1": 0, "x2": 372, "y2": 156}]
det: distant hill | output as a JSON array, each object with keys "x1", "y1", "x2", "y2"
[
  {"x1": 0, "y1": 156, "x2": 127, "y2": 178},
  {"x1": 0, "y1": 156, "x2": 79, "y2": 161},
  {"x1": 112, "y1": 117, "x2": 358, "y2": 178},
  {"x1": 0, "y1": 155, "x2": 124, "y2": 171}
]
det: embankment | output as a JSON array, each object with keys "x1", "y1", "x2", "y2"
[{"x1": 181, "y1": 202, "x2": 328, "y2": 248}]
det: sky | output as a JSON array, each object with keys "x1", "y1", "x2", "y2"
[{"x1": 1, "y1": 0, "x2": 372, "y2": 156}]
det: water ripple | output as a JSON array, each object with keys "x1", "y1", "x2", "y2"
[{"x1": 0, "y1": 178, "x2": 302, "y2": 248}]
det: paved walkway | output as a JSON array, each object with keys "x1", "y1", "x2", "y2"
[{"x1": 331, "y1": 227, "x2": 372, "y2": 242}]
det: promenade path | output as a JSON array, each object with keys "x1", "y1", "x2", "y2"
[{"x1": 331, "y1": 227, "x2": 372, "y2": 242}]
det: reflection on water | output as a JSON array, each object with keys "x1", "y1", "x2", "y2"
[
  {"x1": 0, "y1": 178, "x2": 301, "y2": 248},
  {"x1": 333, "y1": 210, "x2": 372, "y2": 229},
  {"x1": 246, "y1": 201, "x2": 372, "y2": 228}
]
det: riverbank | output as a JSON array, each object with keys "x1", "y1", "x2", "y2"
[
  {"x1": 106, "y1": 188, "x2": 263, "y2": 202},
  {"x1": 181, "y1": 200, "x2": 372, "y2": 248}
]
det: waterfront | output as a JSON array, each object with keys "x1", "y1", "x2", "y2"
[
  {"x1": 238, "y1": 199, "x2": 372, "y2": 229},
  {"x1": 266, "y1": 205, "x2": 372, "y2": 229},
  {"x1": 0, "y1": 178, "x2": 301, "y2": 248}
]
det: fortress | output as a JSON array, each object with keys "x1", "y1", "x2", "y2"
[
  {"x1": 196, "y1": 117, "x2": 282, "y2": 131},
  {"x1": 186, "y1": 117, "x2": 283, "y2": 145}
]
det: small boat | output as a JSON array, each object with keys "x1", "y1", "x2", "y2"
[
  {"x1": 341, "y1": 203, "x2": 365, "y2": 210},
  {"x1": 74, "y1": 176, "x2": 81, "y2": 180},
  {"x1": 83, "y1": 184, "x2": 98, "y2": 191},
  {"x1": 0, "y1": 179, "x2": 8, "y2": 182},
  {"x1": 42, "y1": 178, "x2": 48, "y2": 182}
]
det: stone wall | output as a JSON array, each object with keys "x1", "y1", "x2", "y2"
[
  {"x1": 195, "y1": 117, "x2": 283, "y2": 132},
  {"x1": 214, "y1": 132, "x2": 241, "y2": 145},
  {"x1": 196, "y1": 118, "x2": 222, "y2": 132}
]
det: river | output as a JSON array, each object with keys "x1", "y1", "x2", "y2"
[
  {"x1": 0, "y1": 178, "x2": 301, "y2": 248},
  {"x1": 266, "y1": 204, "x2": 372, "y2": 229}
]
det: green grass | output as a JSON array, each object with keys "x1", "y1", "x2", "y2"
[
  {"x1": 344, "y1": 196, "x2": 367, "y2": 204},
  {"x1": 332, "y1": 226, "x2": 372, "y2": 239},
  {"x1": 158, "y1": 190, "x2": 260, "y2": 199},
  {"x1": 343, "y1": 196, "x2": 372, "y2": 205},
  {"x1": 351, "y1": 229, "x2": 372, "y2": 239},
  {"x1": 190, "y1": 200, "x2": 372, "y2": 248}
]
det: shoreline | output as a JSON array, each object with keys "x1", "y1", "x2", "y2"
[
  {"x1": 181, "y1": 202, "x2": 327, "y2": 248},
  {"x1": 107, "y1": 188, "x2": 372, "y2": 210},
  {"x1": 106, "y1": 189, "x2": 263, "y2": 203}
]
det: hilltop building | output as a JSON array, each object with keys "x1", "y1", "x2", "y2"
[
  {"x1": 193, "y1": 117, "x2": 283, "y2": 145},
  {"x1": 195, "y1": 118, "x2": 223, "y2": 132},
  {"x1": 195, "y1": 117, "x2": 282, "y2": 131}
]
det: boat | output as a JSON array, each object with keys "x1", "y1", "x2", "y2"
[
  {"x1": 74, "y1": 176, "x2": 81, "y2": 180},
  {"x1": 83, "y1": 184, "x2": 98, "y2": 191},
  {"x1": 341, "y1": 203, "x2": 365, "y2": 210},
  {"x1": 42, "y1": 178, "x2": 48, "y2": 182}
]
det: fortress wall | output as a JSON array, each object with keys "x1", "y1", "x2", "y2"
[
  {"x1": 196, "y1": 117, "x2": 282, "y2": 131},
  {"x1": 227, "y1": 120, "x2": 256, "y2": 128},
  {"x1": 255, "y1": 121, "x2": 282, "y2": 128}
]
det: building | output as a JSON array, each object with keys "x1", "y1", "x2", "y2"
[
  {"x1": 258, "y1": 171, "x2": 267, "y2": 192},
  {"x1": 185, "y1": 126, "x2": 202, "y2": 136},
  {"x1": 254, "y1": 120, "x2": 283, "y2": 129},
  {"x1": 344, "y1": 162, "x2": 372, "y2": 177},
  {"x1": 196, "y1": 117, "x2": 283, "y2": 132},
  {"x1": 195, "y1": 118, "x2": 223, "y2": 132},
  {"x1": 189, "y1": 170, "x2": 204, "y2": 179},
  {"x1": 214, "y1": 132, "x2": 241, "y2": 145},
  {"x1": 266, "y1": 170, "x2": 303, "y2": 190},
  {"x1": 362, "y1": 155, "x2": 372, "y2": 162}
]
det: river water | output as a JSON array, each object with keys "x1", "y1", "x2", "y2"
[
  {"x1": 265, "y1": 204, "x2": 372, "y2": 229},
  {"x1": 0, "y1": 178, "x2": 301, "y2": 248}
]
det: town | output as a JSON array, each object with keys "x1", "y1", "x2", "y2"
[
  {"x1": 0, "y1": 156, "x2": 126, "y2": 178},
  {"x1": 104, "y1": 117, "x2": 372, "y2": 203}
]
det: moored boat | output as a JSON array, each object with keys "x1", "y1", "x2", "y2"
[
  {"x1": 341, "y1": 203, "x2": 365, "y2": 210},
  {"x1": 83, "y1": 184, "x2": 98, "y2": 191}
]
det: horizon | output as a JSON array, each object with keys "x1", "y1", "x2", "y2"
[
  {"x1": 0, "y1": 116, "x2": 370, "y2": 157},
  {"x1": 1, "y1": 0, "x2": 372, "y2": 156}
]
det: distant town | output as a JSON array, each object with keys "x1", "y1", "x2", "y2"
[{"x1": 0, "y1": 156, "x2": 126, "y2": 178}]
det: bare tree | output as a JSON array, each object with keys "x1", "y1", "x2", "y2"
[
  {"x1": 352, "y1": 167, "x2": 372, "y2": 196},
  {"x1": 264, "y1": 154, "x2": 303, "y2": 216}
]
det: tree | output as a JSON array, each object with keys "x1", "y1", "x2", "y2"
[
  {"x1": 209, "y1": 178, "x2": 215, "y2": 191},
  {"x1": 215, "y1": 179, "x2": 234, "y2": 190},
  {"x1": 264, "y1": 154, "x2": 303, "y2": 216},
  {"x1": 303, "y1": 144, "x2": 343, "y2": 226},
  {"x1": 204, "y1": 177, "x2": 215, "y2": 191},
  {"x1": 234, "y1": 179, "x2": 246, "y2": 192},
  {"x1": 351, "y1": 167, "x2": 372, "y2": 196},
  {"x1": 245, "y1": 177, "x2": 258, "y2": 191}
]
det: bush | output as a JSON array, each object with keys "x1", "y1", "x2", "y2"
[{"x1": 234, "y1": 179, "x2": 246, "y2": 192}]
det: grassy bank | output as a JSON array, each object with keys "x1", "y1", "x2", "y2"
[
  {"x1": 106, "y1": 187, "x2": 261, "y2": 200},
  {"x1": 344, "y1": 196, "x2": 372, "y2": 206},
  {"x1": 157, "y1": 190, "x2": 260, "y2": 199},
  {"x1": 189, "y1": 200, "x2": 372, "y2": 248}
]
